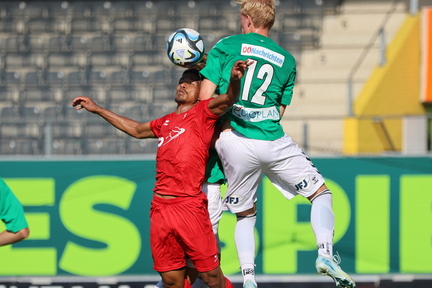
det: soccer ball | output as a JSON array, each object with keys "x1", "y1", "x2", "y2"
[{"x1": 166, "y1": 28, "x2": 205, "y2": 68}]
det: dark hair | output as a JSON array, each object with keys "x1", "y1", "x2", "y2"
[
  {"x1": 181, "y1": 53, "x2": 207, "y2": 81},
  {"x1": 181, "y1": 69, "x2": 202, "y2": 82}
]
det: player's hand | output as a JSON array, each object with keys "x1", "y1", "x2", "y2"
[
  {"x1": 71, "y1": 96, "x2": 100, "y2": 113},
  {"x1": 231, "y1": 59, "x2": 254, "y2": 80}
]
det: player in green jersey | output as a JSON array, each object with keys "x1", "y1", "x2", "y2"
[
  {"x1": 0, "y1": 178, "x2": 30, "y2": 246},
  {"x1": 198, "y1": 1, "x2": 355, "y2": 288}
]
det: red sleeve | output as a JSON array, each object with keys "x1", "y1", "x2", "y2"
[
  {"x1": 201, "y1": 99, "x2": 219, "y2": 121},
  {"x1": 150, "y1": 115, "x2": 169, "y2": 137}
]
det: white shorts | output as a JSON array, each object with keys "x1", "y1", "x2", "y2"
[
  {"x1": 202, "y1": 182, "x2": 223, "y2": 235},
  {"x1": 215, "y1": 130, "x2": 325, "y2": 213}
]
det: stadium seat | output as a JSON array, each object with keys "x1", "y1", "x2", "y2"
[
  {"x1": 50, "y1": 138, "x2": 83, "y2": 155},
  {"x1": 21, "y1": 105, "x2": 43, "y2": 120},
  {"x1": 0, "y1": 106, "x2": 20, "y2": 120},
  {"x1": 5, "y1": 36, "x2": 44, "y2": 52},
  {"x1": 152, "y1": 84, "x2": 175, "y2": 103},
  {"x1": 127, "y1": 138, "x2": 158, "y2": 154},
  {"x1": 83, "y1": 121, "x2": 117, "y2": 138},
  {"x1": 0, "y1": 87, "x2": 20, "y2": 104},
  {"x1": 0, "y1": 71, "x2": 21, "y2": 86},
  {"x1": 67, "y1": 70, "x2": 107, "y2": 86},
  {"x1": 82, "y1": 138, "x2": 126, "y2": 155},
  {"x1": 127, "y1": 104, "x2": 152, "y2": 122},
  {"x1": 48, "y1": 36, "x2": 89, "y2": 52},
  {"x1": 132, "y1": 35, "x2": 154, "y2": 51},
  {"x1": 0, "y1": 138, "x2": 42, "y2": 155},
  {"x1": 147, "y1": 102, "x2": 173, "y2": 119},
  {"x1": 0, "y1": 16, "x2": 15, "y2": 33},
  {"x1": 44, "y1": 106, "x2": 64, "y2": 121}
]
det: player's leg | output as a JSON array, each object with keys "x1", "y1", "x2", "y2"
[
  {"x1": 155, "y1": 182, "x2": 222, "y2": 288},
  {"x1": 159, "y1": 269, "x2": 188, "y2": 288},
  {"x1": 151, "y1": 197, "x2": 189, "y2": 287},
  {"x1": 154, "y1": 265, "x2": 199, "y2": 288},
  {"x1": 202, "y1": 182, "x2": 223, "y2": 251},
  {"x1": 216, "y1": 130, "x2": 261, "y2": 288},
  {"x1": 198, "y1": 266, "x2": 224, "y2": 288},
  {"x1": 308, "y1": 187, "x2": 355, "y2": 288},
  {"x1": 262, "y1": 134, "x2": 355, "y2": 288},
  {"x1": 235, "y1": 207, "x2": 257, "y2": 288},
  {"x1": 179, "y1": 194, "x2": 226, "y2": 288}
]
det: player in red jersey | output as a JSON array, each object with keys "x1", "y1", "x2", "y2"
[{"x1": 72, "y1": 60, "x2": 251, "y2": 288}]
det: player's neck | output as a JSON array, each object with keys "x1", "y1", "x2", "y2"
[
  {"x1": 176, "y1": 103, "x2": 195, "y2": 115},
  {"x1": 246, "y1": 27, "x2": 269, "y2": 37}
]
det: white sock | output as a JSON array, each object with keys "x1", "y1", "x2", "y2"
[
  {"x1": 235, "y1": 213, "x2": 257, "y2": 285},
  {"x1": 240, "y1": 263, "x2": 256, "y2": 285},
  {"x1": 310, "y1": 190, "x2": 334, "y2": 257}
]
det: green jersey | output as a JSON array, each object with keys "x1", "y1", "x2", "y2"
[
  {"x1": 0, "y1": 178, "x2": 28, "y2": 232},
  {"x1": 201, "y1": 33, "x2": 296, "y2": 140},
  {"x1": 205, "y1": 149, "x2": 226, "y2": 184}
]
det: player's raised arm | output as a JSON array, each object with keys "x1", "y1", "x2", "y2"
[
  {"x1": 208, "y1": 60, "x2": 252, "y2": 116},
  {"x1": 72, "y1": 96, "x2": 155, "y2": 139}
]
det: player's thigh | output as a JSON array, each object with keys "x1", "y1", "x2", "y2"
[
  {"x1": 216, "y1": 132, "x2": 262, "y2": 213},
  {"x1": 179, "y1": 196, "x2": 220, "y2": 272},
  {"x1": 150, "y1": 199, "x2": 187, "y2": 272},
  {"x1": 264, "y1": 135, "x2": 325, "y2": 199},
  {"x1": 202, "y1": 182, "x2": 223, "y2": 234},
  {"x1": 216, "y1": 131, "x2": 260, "y2": 170}
]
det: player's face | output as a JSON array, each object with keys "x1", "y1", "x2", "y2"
[{"x1": 175, "y1": 74, "x2": 201, "y2": 104}]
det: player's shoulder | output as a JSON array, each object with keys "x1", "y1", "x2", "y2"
[{"x1": 214, "y1": 34, "x2": 239, "y2": 47}]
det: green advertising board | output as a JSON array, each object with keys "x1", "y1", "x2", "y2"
[{"x1": 0, "y1": 157, "x2": 431, "y2": 277}]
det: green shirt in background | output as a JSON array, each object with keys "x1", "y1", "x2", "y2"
[{"x1": 0, "y1": 178, "x2": 28, "y2": 233}]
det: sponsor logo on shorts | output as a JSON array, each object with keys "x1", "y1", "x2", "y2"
[
  {"x1": 225, "y1": 194, "x2": 244, "y2": 206},
  {"x1": 241, "y1": 44, "x2": 285, "y2": 67},
  {"x1": 294, "y1": 176, "x2": 313, "y2": 192}
]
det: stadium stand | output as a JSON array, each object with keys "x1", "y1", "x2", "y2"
[{"x1": 0, "y1": 0, "x2": 412, "y2": 156}]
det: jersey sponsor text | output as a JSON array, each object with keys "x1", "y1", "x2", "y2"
[
  {"x1": 232, "y1": 104, "x2": 280, "y2": 122},
  {"x1": 241, "y1": 44, "x2": 285, "y2": 67}
]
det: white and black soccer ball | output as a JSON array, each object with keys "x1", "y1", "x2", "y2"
[{"x1": 166, "y1": 28, "x2": 205, "y2": 68}]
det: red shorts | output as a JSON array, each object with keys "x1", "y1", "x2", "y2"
[{"x1": 150, "y1": 193, "x2": 220, "y2": 273}]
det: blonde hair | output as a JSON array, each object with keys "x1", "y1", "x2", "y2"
[{"x1": 236, "y1": 0, "x2": 275, "y2": 30}]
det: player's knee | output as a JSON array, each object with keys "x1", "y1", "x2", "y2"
[
  {"x1": 199, "y1": 268, "x2": 224, "y2": 288},
  {"x1": 308, "y1": 186, "x2": 332, "y2": 202},
  {"x1": 236, "y1": 211, "x2": 257, "y2": 220}
]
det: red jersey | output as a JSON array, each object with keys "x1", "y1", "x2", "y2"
[{"x1": 150, "y1": 99, "x2": 218, "y2": 197}]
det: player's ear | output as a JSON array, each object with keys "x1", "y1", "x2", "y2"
[{"x1": 247, "y1": 14, "x2": 254, "y2": 27}]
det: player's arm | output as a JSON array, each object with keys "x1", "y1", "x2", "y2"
[
  {"x1": 280, "y1": 105, "x2": 286, "y2": 117},
  {"x1": 208, "y1": 60, "x2": 251, "y2": 117},
  {"x1": 0, "y1": 228, "x2": 30, "y2": 246},
  {"x1": 71, "y1": 97, "x2": 156, "y2": 139},
  {"x1": 199, "y1": 79, "x2": 218, "y2": 100}
]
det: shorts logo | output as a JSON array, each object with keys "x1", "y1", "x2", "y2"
[
  {"x1": 295, "y1": 176, "x2": 312, "y2": 191},
  {"x1": 225, "y1": 194, "x2": 244, "y2": 206}
]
